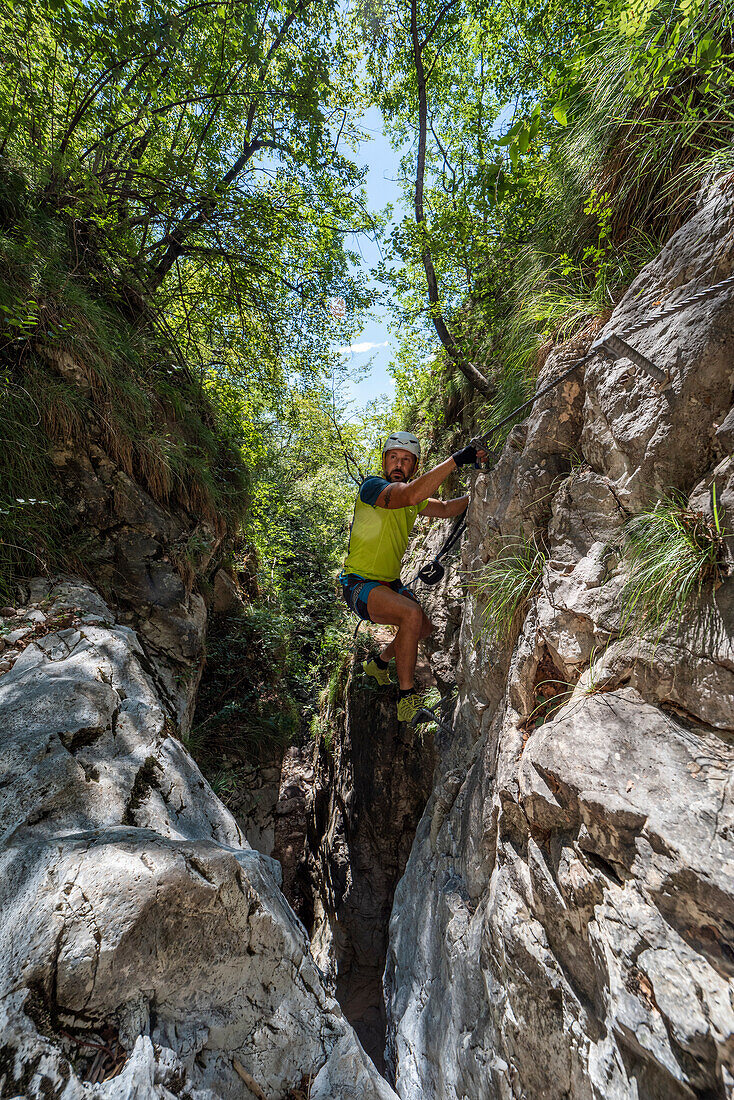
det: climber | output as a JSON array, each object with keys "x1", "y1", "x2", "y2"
[{"x1": 339, "y1": 431, "x2": 486, "y2": 723}]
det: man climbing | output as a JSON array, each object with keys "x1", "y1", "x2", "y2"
[{"x1": 340, "y1": 431, "x2": 485, "y2": 723}]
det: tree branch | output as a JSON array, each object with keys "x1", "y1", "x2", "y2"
[{"x1": 146, "y1": 0, "x2": 311, "y2": 289}]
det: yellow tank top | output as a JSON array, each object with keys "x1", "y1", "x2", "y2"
[{"x1": 343, "y1": 477, "x2": 427, "y2": 583}]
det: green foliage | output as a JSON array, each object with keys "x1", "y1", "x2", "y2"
[
  {"x1": 192, "y1": 604, "x2": 300, "y2": 757},
  {"x1": 0, "y1": 373, "x2": 67, "y2": 599},
  {"x1": 1, "y1": 0, "x2": 373, "y2": 386},
  {"x1": 387, "y1": 347, "x2": 449, "y2": 442},
  {"x1": 471, "y1": 534, "x2": 547, "y2": 645},
  {"x1": 375, "y1": 0, "x2": 734, "y2": 458},
  {"x1": 368, "y1": 0, "x2": 599, "y2": 407},
  {"x1": 326, "y1": 641, "x2": 354, "y2": 710},
  {"x1": 545, "y1": 1, "x2": 734, "y2": 258},
  {"x1": 192, "y1": 581, "x2": 355, "y2": 764},
  {"x1": 0, "y1": 167, "x2": 250, "y2": 596},
  {"x1": 208, "y1": 764, "x2": 242, "y2": 804},
  {"x1": 0, "y1": 0, "x2": 378, "y2": 603},
  {"x1": 620, "y1": 496, "x2": 727, "y2": 635},
  {"x1": 228, "y1": 373, "x2": 371, "y2": 733},
  {"x1": 191, "y1": 370, "x2": 369, "y2": 761},
  {"x1": 479, "y1": 357, "x2": 535, "y2": 449}
]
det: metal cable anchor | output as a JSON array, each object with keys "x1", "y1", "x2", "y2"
[
  {"x1": 590, "y1": 333, "x2": 671, "y2": 391},
  {"x1": 410, "y1": 706, "x2": 453, "y2": 736}
]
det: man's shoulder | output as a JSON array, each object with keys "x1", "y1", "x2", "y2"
[{"x1": 359, "y1": 476, "x2": 390, "y2": 507}]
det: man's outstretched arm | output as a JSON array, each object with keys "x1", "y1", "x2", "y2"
[
  {"x1": 375, "y1": 457, "x2": 456, "y2": 509},
  {"x1": 421, "y1": 495, "x2": 468, "y2": 518},
  {"x1": 375, "y1": 445, "x2": 485, "y2": 510}
]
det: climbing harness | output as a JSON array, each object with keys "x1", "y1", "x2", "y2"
[
  {"x1": 469, "y1": 268, "x2": 734, "y2": 455},
  {"x1": 410, "y1": 507, "x2": 468, "y2": 587}
]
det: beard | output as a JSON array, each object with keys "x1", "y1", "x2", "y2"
[{"x1": 388, "y1": 468, "x2": 408, "y2": 482}]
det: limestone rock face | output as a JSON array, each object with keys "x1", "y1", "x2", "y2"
[
  {"x1": 384, "y1": 184, "x2": 734, "y2": 1097},
  {"x1": 0, "y1": 580, "x2": 397, "y2": 1100},
  {"x1": 48, "y1": 444, "x2": 219, "y2": 733}
]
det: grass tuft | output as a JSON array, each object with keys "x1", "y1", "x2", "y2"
[
  {"x1": 620, "y1": 496, "x2": 727, "y2": 636},
  {"x1": 471, "y1": 533, "x2": 547, "y2": 645}
]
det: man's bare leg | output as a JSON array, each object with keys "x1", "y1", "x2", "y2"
[
  {"x1": 377, "y1": 621, "x2": 432, "y2": 665},
  {"x1": 366, "y1": 585, "x2": 434, "y2": 690}
]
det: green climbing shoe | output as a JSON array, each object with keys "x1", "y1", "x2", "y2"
[
  {"x1": 396, "y1": 690, "x2": 427, "y2": 723},
  {"x1": 362, "y1": 658, "x2": 392, "y2": 687}
]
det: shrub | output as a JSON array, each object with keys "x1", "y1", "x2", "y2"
[
  {"x1": 620, "y1": 494, "x2": 727, "y2": 635},
  {"x1": 191, "y1": 604, "x2": 300, "y2": 761}
]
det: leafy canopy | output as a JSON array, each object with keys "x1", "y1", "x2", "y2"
[
  {"x1": 1, "y1": 0, "x2": 376, "y2": 389},
  {"x1": 368, "y1": 0, "x2": 734, "y2": 449}
]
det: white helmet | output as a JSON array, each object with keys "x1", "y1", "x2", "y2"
[{"x1": 382, "y1": 431, "x2": 421, "y2": 460}]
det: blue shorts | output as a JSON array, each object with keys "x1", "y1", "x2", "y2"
[{"x1": 339, "y1": 573, "x2": 420, "y2": 623}]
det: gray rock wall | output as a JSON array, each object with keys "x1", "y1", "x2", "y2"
[
  {"x1": 0, "y1": 580, "x2": 397, "y2": 1100},
  {"x1": 48, "y1": 445, "x2": 216, "y2": 733},
  {"x1": 384, "y1": 185, "x2": 734, "y2": 1097}
]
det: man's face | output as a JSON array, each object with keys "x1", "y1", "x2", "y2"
[{"x1": 383, "y1": 447, "x2": 416, "y2": 482}]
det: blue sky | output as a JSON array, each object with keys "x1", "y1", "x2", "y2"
[
  {"x1": 336, "y1": 105, "x2": 406, "y2": 410},
  {"x1": 336, "y1": 99, "x2": 515, "y2": 415}
]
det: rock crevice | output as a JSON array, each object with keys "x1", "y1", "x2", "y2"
[{"x1": 303, "y1": 675, "x2": 436, "y2": 1074}]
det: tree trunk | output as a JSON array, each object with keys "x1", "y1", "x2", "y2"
[{"x1": 409, "y1": 0, "x2": 494, "y2": 398}]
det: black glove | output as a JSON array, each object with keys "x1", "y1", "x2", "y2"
[{"x1": 452, "y1": 445, "x2": 478, "y2": 468}]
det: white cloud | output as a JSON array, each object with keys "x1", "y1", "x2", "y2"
[{"x1": 337, "y1": 340, "x2": 389, "y2": 355}]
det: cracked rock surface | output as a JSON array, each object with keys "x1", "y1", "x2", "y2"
[
  {"x1": 384, "y1": 182, "x2": 734, "y2": 1097},
  {"x1": 0, "y1": 579, "x2": 397, "y2": 1100}
]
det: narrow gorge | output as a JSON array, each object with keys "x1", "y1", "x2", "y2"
[
  {"x1": 2, "y1": 0, "x2": 734, "y2": 1095},
  {"x1": 3, "y1": 176, "x2": 734, "y2": 1099}
]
